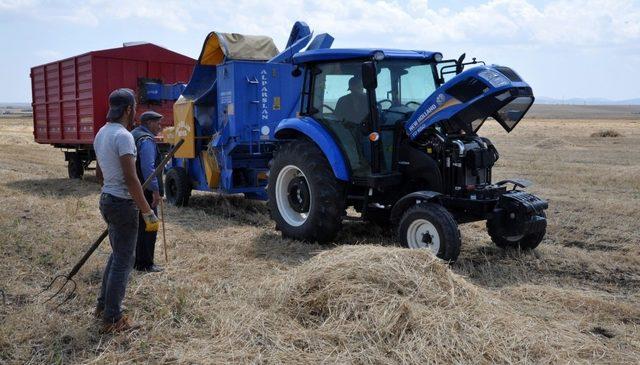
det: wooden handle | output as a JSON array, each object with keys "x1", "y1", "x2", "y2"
[{"x1": 160, "y1": 198, "x2": 168, "y2": 263}]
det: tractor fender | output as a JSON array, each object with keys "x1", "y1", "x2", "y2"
[
  {"x1": 274, "y1": 117, "x2": 350, "y2": 181},
  {"x1": 390, "y1": 191, "x2": 442, "y2": 224}
]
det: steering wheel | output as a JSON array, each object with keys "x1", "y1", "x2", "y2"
[
  {"x1": 376, "y1": 99, "x2": 392, "y2": 109},
  {"x1": 405, "y1": 101, "x2": 421, "y2": 108},
  {"x1": 322, "y1": 104, "x2": 335, "y2": 113}
]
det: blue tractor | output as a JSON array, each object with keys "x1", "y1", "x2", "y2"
[{"x1": 163, "y1": 22, "x2": 548, "y2": 262}]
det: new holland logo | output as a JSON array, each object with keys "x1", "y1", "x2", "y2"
[{"x1": 436, "y1": 93, "x2": 446, "y2": 105}]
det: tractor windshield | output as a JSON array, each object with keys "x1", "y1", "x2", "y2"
[
  {"x1": 375, "y1": 60, "x2": 438, "y2": 125},
  {"x1": 308, "y1": 59, "x2": 437, "y2": 177}
]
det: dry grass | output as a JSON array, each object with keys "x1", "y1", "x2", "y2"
[
  {"x1": 591, "y1": 129, "x2": 622, "y2": 138},
  {"x1": 0, "y1": 116, "x2": 639, "y2": 363}
]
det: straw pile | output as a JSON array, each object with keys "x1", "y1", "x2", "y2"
[{"x1": 245, "y1": 246, "x2": 631, "y2": 363}]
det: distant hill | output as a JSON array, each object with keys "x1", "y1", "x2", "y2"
[
  {"x1": 0, "y1": 102, "x2": 32, "y2": 117},
  {"x1": 0, "y1": 102, "x2": 31, "y2": 108},
  {"x1": 536, "y1": 97, "x2": 640, "y2": 106}
]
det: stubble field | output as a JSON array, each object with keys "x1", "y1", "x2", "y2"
[{"x1": 0, "y1": 113, "x2": 639, "y2": 363}]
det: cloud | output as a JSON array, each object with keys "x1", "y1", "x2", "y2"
[
  {"x1": 95, "y1": 0, "x2": 193, "y2": 32},
  {"x1": 0, "y1": 0, "x2": 34, "y2": 10},
  {"x1": 2, "y1": 0, "x2": 639, "y2": 101},
  {"x1": 56, "y1": 6, "x2": 99, "y2": 26},
  {"x1": 2, "y1": 0, "x2": 639, "y2": 46},
  {"x1": 0, "y1": 0, "x2": 190, "y2": 31}
]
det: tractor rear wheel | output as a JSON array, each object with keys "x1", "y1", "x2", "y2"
[
  {"x1": 165, "y1": 167, "x2": 191, "y2": 207},
  {"x1": 487, "y1": 211, "x2": 546, "y2": 250},
  {"x1": 398, "y1": 202, "x2": 461, "y2": 262},
  {"x1": 268, "y1": 139, "x2": 345, "y2": 243}
]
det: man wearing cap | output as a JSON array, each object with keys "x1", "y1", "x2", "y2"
[
  {"x1": 333, "y1": 76, "x2": 370, "y2": 174},
  {"x1": 131, "y1": 111, "x2": 164, "y2": 273},
  {"x1": 93, "y1": 88, "x2": 160, "y2": 333},
  {"x1": 335, "y1": 76, "x2": 368, "y2": 124}
]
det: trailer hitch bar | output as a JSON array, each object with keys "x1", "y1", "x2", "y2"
[{"x1": 40, "y1": 139, "x2": 184, "y2": 307}]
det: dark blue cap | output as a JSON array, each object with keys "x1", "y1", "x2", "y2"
[
  {"x1": 140, "y1": 111, "x2": 163, "y2": 123},
  {"x1": 106, "y1": 88, "x2": 135, "y2": 121}
]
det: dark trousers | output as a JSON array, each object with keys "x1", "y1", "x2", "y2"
[
  {"x1": 97, "y1": 193, "x2": 138, "y2": 323},
  {"x1": 134, "y1": 189, "x2": 158, "y2": 269}
]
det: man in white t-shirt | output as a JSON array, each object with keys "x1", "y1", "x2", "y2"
[{"x1": 93, "y1": 88, "x2": 159, "y2": 333}]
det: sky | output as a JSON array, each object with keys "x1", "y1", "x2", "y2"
[{"x1": 1, "y1": 0, "x2": 639, "y2": 102}]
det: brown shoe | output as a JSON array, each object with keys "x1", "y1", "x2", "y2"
[
  {"x1": 101, "y1": 315, "x2": 140, "y2": 334},
  {"x1": 94, "y1": 305, "x2": 126, "y2": 319}
]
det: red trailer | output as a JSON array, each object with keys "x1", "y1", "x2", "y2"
[{"x1": 30, "y1": 43, "x2": 195, "y2": 178}]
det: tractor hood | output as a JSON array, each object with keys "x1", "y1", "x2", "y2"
[{"x1": 405, "y1": 65, "x2": 534, "y2": 140}]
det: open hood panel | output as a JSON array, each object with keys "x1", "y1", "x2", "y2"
[{"x1": 405, "y1": 65, "x2": 534, "y2": 139}]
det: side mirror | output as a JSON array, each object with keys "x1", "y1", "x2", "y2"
[
  {"x1": 455, "y1": 53, "x2": 466, "y2": 74},
  {"x1": 362, "y1": 61, "x2": 378, "y2": 90}
]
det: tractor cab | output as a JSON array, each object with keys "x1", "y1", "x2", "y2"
[
  {"x1": 294, "y1": 49, "x2": 534, "y2": 189},
  {"x1": 294, "y1": 49, "x2": 443, "y2": 186}
]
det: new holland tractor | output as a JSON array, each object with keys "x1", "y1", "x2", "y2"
[{"x1": 163, "y1": 22, "x2": 548, "y2": 262}]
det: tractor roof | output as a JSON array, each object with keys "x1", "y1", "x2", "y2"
[{"x1": 292, "y1": 48, "x2": 440, "y2": 64}]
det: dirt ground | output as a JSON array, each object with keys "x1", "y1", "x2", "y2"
[{"x1": 0, "y1": 115, "x2": 639, "y2": 363}]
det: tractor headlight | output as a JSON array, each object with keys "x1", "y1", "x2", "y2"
[
  {"x1": 433, "y1": 52, "x2": 443, "y2": 62},
  {"x1": 373, "y1": 51, "x2": 385, "y2": 61},
  {"x1": 478, "y1": 69, "x2": 510, "y2": 88}
]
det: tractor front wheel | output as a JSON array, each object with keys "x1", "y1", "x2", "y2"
[
  {"x1": 165, "y1": 167, "x2": 191, "y2": 207},
  {"x1": 398, "y1": 202, "x2": 461, "y2": 262},
  {"x1": 268, "y1": 140, "x2": 345, "y2": 243}
]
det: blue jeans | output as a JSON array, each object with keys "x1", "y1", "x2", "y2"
[{"x1": 97, "y1": 193, "x2": 138, "y2": 323}]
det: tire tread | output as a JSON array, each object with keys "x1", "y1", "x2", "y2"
[{"x1": 267, "y1": 140, "x2": 345, "y2": 243}]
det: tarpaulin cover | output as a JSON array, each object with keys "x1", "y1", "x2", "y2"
[{"x1": 198, "y1": 32, "x2": 279, "y2": 65}]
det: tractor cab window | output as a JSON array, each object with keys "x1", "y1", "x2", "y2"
[
  {"x1": 374, "y1": 60, "x2": 437, "y2": 129},
  {"x1": 310, "y1": 61, "x2": 372, "y2": 176}
]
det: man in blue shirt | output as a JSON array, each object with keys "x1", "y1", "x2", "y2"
[{"x1": 131, "y1": 111, "x2": 165, "y2": 272}]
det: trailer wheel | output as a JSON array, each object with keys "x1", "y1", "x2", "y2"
[
  {"x1": 267, "y1": 139, "x2": 345, "y2": 243},
  {"x1": 398, "y1": 202, "x2": 461, "y2": 262},
  {"x1": 67, "y1": 153, "x2": 84, "y2": 179},
  {"x1": 165, "y1": 167, "x2": 191, "y2": 207},
  {"x1": 487, "y1": 212, "x2": 546, "y2": 250}
]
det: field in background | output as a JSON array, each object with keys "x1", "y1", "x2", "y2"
[
  {"x1": 528, "y1": 103, "x2": 640, "y2": 119},
  {"x1": 0, "y1": 115, "x2": 639, "y2": 363}
]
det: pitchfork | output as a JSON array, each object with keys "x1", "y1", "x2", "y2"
[{"x1": 41, "y1": 139, "x2": 184, "y2": 307}]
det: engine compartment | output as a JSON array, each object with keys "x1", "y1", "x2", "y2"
[{"x1": 415, "y1": 128, "x2": 499, "y2": 195}]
